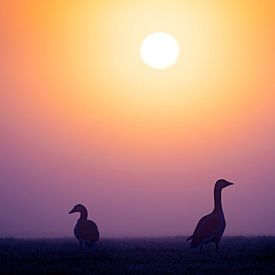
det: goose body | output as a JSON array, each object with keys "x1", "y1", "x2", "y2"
[
  {"x1": 69, "y1": 204, "x2": 99, "y2": 248},
  {"x1": 186, "y1": 179, "x2": 233, "y2": 252}
]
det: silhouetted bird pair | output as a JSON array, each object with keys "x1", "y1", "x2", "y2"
[{"x1": 69, "y1": 179, "x2": 233, "y2": 252}]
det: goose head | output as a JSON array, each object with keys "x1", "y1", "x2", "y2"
[
  {"x1": 69, "y1": 204, "x2": 87, "y2": 214},
  {"x1": 215, "y1": 179, "x2": 234, "y2": 190}
]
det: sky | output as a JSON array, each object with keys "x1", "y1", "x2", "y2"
[{"x1": 0, "y1": 0, "x2": 274, "y2": 238}]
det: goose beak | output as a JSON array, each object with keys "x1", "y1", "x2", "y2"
[
  {"x1": 69, "y1": 208, "x2": 75, "y2": 214},
  {"x1": 227, "y1": 182, "x2": 234, "y2": 186}
]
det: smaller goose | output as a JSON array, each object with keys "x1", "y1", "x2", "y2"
[
  {"x1": 186, "y1": 179, "x2": 233, "y2": 252},
  {"x1": 69, "y1": 204, "x2": 99, "y2": 249}
]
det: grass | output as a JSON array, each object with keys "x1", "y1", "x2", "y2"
[{"x1": 0, "y1": 237, "x2": 274, "y2": 274}]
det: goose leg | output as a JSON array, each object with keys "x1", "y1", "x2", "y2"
[
  {"x1": 79, "y1": 241, "x2": 83, "y2": 250},
  {"x1": 215, "y1": 242, "x2": 219, "y2": 253},
  {"x1": 86, "y1": 241, "x2": 96, "y2": 252},
  {"x1": 91, "y1": 244, "x2": 96, "y2": 253},
  {"x1": 200, "y1": 244, "x2": 203, "y2": 252}
]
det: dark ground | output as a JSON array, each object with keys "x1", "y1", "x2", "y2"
[{"x1": 0, "y1": 237, "x2": 275, "y2": 274}]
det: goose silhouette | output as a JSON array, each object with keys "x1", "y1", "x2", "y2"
[
  {"x1": 69, "y1": 204, "x2": 99, "y2": 249},
  {"x1": 186, "y1": 179, "x2": 233, "y2": 252}
]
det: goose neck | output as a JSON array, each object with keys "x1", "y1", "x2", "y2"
[
  {"x1": 79, "y1": 209, "x2": 88, "y2": 220},
  {"x1": 214, "y1": 187, "x2": 223, "y2": 213}
]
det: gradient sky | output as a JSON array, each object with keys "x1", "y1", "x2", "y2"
[{"x1": 0, "y1": 0, "x2": 274, "y2": 237}]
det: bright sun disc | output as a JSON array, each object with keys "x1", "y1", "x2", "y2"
[{"x1": 140, "y1": 32, "x2": 180, "y2": 70}]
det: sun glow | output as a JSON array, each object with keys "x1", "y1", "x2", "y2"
[{"x1": 140, "y1": 32, "x2": 180, "y2": 69}]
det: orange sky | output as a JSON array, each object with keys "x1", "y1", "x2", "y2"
[{"x1": 0, "y1": 0, "x2": 274, "y2": 237}]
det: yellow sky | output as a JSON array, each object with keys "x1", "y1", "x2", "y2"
[{"x1": 1, "y1": 0, "x2": 274, "y2": 161}]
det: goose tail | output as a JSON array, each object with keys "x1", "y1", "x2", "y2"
[{"x1": 186, "y1": 235, "x2": 193, "y2": 242}]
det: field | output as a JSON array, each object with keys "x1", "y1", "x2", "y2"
[{"x1": 0, "y1": 237, "x2": 275, "y2": 274}]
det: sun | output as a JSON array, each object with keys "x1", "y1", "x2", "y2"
[{"x1": 140, "y1": 32, "x2": 180, "y2": 70}]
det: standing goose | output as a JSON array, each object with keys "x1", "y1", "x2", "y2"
[
  {"x1": 186, "y1": 179, "x2": 233, "y2": 252},
  {"x1": 69, "y1": 204, "x2": 99, "y2": 249}
]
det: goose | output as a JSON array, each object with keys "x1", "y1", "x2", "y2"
[
  {"x1": 186, "y1": 179, "x2": 233, "y2": 252},
  {"x1": 69, "y1": 204, "x2": 99, "y2": 249}
]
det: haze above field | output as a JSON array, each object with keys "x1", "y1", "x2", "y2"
[{"x1": 0, "y1": 0, "x2": 274, "y2": 237}]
